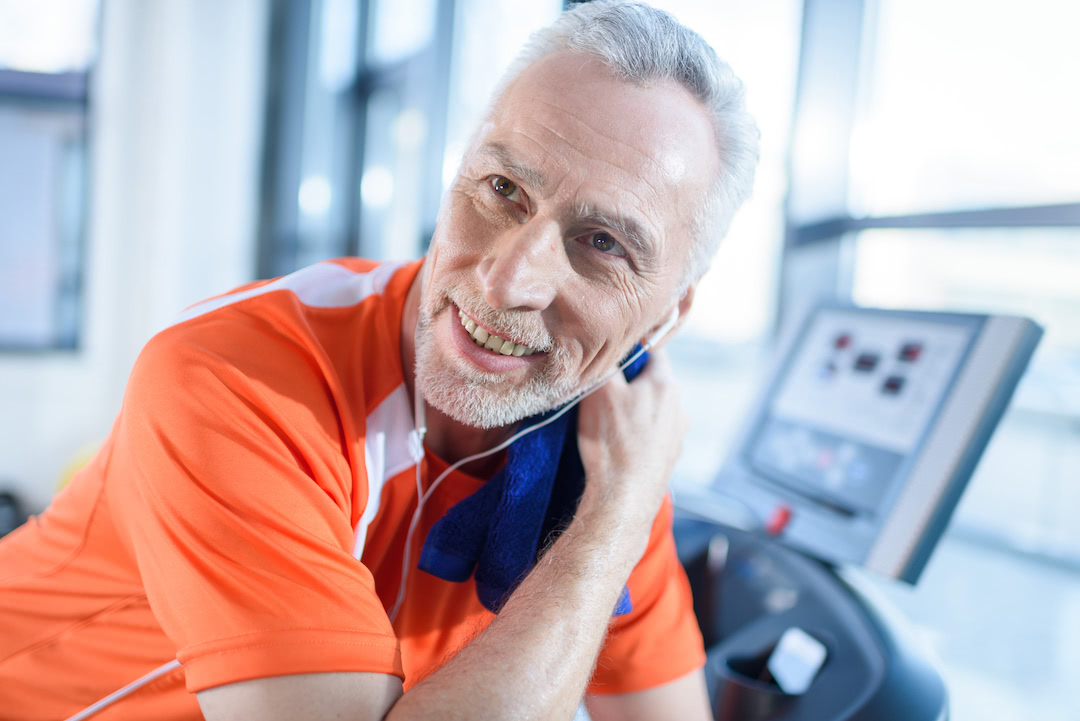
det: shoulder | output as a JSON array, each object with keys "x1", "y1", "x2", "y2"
[
  {"x1": 166, "y1": 258, "x2": 412, "y2": 330},
  {"x1": 140, "y1": 258, "x2": 419, "y2": 380},
  {"x1": 127, "y1": 258, "x2": 419, "y2": 428}
]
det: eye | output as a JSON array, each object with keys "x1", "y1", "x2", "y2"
[
  {"x1": 490, "y1": 175, "x2": 521, "y2": 202},
  {"x1": 584, "y1": 232, "x2": 627, "y2": 257}
]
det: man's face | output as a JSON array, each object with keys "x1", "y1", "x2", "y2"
[{"x1": 415, "y1": 51, "x2": 718, "y2": 429}]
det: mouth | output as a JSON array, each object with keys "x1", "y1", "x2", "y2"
[{"x1": 455, "y1": 306, "x2": 543, "y2": 357}]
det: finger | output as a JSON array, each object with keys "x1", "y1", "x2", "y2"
[
  {"x1": 647, "y1": 346, "x2": 671, "y2": 372},
  {"x1": 638, "y1": 346, "x2": 673, "y2": 383},
  {"x1": 677, "y1": 408, "x2": 690, "y2": 435}
]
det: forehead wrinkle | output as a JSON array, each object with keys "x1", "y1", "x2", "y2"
[
  {"x1": 533, "y1": 96, "x2": 663, "y2": 172},
  {"x1": 520, "y1": 119, "x2": 667, "y2": 209},
  {"x1": 523, "y1": 106, "x2": 678, "y2": 219},
  {"x1": 509, "y1": 96, "x2": 670, "y2": 175},
  {"x1": 499, "y1": 125, "x2": 669, "y2": 234}
]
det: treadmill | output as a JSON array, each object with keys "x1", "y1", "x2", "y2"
[{"x1": 672, "y1": 302, "x2": 1042, "y2": 720}]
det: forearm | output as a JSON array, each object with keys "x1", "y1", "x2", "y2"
[{"x1": 386, "y1": 489, "x2": 652, "y2": 721}]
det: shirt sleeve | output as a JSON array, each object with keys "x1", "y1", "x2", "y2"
[
  {"x1": 586, "y1": 495, "x2": 706, "y2": 695},
  {"x1": 106, "y1": 316, "x2": 403, "y2": 693}
]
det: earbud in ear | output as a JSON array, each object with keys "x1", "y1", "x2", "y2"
[{"x1": 643, "y1": 307, "x2": 680, "y2": 350}]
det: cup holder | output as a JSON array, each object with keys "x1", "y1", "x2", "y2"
[{"x1": 711, "y1": 646, "x2": 795, "y2": 721}]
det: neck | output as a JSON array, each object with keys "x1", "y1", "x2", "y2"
[{"x1": 400, "y1": 263, "x2": 517, "y2": 477}]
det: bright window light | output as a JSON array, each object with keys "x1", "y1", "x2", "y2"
[
  {"x1": 368, "y1": 0, "x2": 436, "y2": 65},
  {"x1": 648, "y1": 0, "x2": 802, "y2": 344},
  {"x1": 850, "y1": 0, "x2": 1080, "y2": 215},
  {"x1": 0, "y1": 0, "x2": 99, "y2": 73},
  {"x1": 298, "y1": 176, "x2": 333, "y2": 217},
  {"x1": 392, "y1": 109, "x2": 427, "y2": 151},
  {"x1": 361, "y1": 166, "x2": 393, "y2": 209}
]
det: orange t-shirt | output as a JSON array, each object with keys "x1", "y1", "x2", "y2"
[{"x1": 0, "y1": 258, "x2": 704, "y2": 720}]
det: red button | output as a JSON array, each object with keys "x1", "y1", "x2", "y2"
[{"x1": 766, "y1": 505, "x2": 793, "y2": 537}]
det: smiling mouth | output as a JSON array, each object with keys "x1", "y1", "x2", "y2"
[{"x1": 456, "y1": 308, "x2": 539, "y2": 357}]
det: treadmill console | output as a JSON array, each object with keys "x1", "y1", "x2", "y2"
[{"x1": 677, "y1": 303, "x2": 1042, "y2": 582}]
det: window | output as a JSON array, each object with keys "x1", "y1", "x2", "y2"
[
  {"x1": 648, "y1": 0, "x2": 802, "y2": 346},
  {"x1": 259, "y1": 0, "x2": 563, "y2": 278},
  {"x1": 441, "y1": 0, "x2": 562, "y2": 193},
  {"x1": 786, "y1": 1, "x2": 1080, "y2": 717},
  {"x1": 850, "y1": 0, "x2": 1080, "y2": 216},
  {"x1": 838, "y1": 0, "x2": 1080, "y2": 557},
  {"x1": 0, "y1": 0, "x2": 98, "y2": 349},
  {"x1": 852, "y1": 227, "x2": 1080, "y2": 557},
  {"x1": 258, "y1": 0, "x2": 454, "y2": 277}
]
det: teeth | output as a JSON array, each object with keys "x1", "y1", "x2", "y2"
[{"x1": 457, "y1": 308, "x2": 538, "y2": 357}]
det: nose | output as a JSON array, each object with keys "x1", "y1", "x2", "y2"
[{"x1": 475, "y1": 219, "x2": 565, "y2": 311}]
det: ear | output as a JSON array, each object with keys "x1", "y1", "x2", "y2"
[
  {"x1": 643, "y1": 284, "x2": 696, "y2": 350},
  {"x1": 675, "y1": 284, "x2": 695, "y2": 326}
]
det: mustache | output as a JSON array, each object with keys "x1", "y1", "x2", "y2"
[{"x1": 445, "y1": 293, "x2": 555, "y2": 352}]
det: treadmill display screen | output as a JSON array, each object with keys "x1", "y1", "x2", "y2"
[{"x1": 746, "y1": 309, "x2": 973, "y2": 514}]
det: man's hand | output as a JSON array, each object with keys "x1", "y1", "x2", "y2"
[{"x1": 576, "y1": 348, "x2": 689, "y2": 563}]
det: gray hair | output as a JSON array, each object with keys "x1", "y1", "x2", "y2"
[{"x1": 492, "y1": 0, "x2": 760, "y2": 291}]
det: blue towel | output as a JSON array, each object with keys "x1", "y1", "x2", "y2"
[{"x1": 417, "y1": 348, "x2": 650, "y2": 616}]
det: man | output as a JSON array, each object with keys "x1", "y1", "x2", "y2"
[{"x1": 0, "y1": 1, "x2": 758, "y2": 718}]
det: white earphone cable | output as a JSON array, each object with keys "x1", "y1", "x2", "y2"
[{"x1": 386, "y1": 342, "x2": 652, "y2": 622}]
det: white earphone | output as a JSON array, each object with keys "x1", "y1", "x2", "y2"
[{"x1": 643, "y1": 306, "x2": 680, "y2": 351}]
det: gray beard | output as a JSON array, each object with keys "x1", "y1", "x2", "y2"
[{"x1": 413, "y1": 308, "x2": 581, "y2": 429}]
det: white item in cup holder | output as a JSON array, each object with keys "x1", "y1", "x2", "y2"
[{"x1": 767, "y1": 627, "x2": 828, "y2": 694}]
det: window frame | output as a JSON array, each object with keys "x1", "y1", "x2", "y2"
[
  {"x1": 0, "y1": 58, "x2": 95, "y2": 352},
  {"x1": 256, "y1": 0, "x2": 456, "y2": 280}
]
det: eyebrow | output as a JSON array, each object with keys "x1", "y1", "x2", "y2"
[
  {"x1": 572, "y1": 201, "x2": 657, "y2": 262},
  {"x1": 476, "y1": 141, "x2": 657, "y2": 262},
  {"x1": 477, "y1": 142, "x2": 548, "y2": 193}
]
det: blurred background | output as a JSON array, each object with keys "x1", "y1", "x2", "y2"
[{"x1": 0, "y1": 0, "x2": 1077, "y2": 718}]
